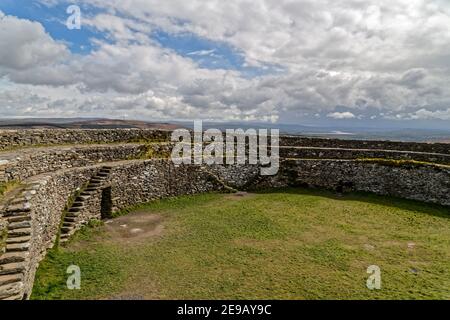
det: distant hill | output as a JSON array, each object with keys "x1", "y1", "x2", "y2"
[
  {"x1": 175, "y1": 121, "x2": 450, "y2": 143},
  {"x1": 0, "y1": 118, "x2": 182, "y2": 130},
  {"x1": 1, "y1": 118, "x2": 449, "y2": 143}
]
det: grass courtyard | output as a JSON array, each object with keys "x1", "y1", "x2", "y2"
[{"x1": 32, "y1": 189, "x2": 450, "y2": 300}]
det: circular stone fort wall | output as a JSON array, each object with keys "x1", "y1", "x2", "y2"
[{"x1": 0, "y1": 129, "x2": 449, "y2": 299}]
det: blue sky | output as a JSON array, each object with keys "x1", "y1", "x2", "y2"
[
  {"x1": 0, "y1": 0, "x2": 450, "y2": 126},
  {"x1": 152, "y1": 30, "x2": 282, "y2": 78},
  {"x1": 0, "y1": 0, "x2": 101, "y2": 54},
  {"x1": 0, "y1": 0, "x2": 277, "y2": 76}
]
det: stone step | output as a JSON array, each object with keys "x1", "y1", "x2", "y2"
[
  {"x1": 75, "y1": 196, "x2": 90, "y2": 202},
  {"x1": 6, "y1": 242, "x2": 30, "y2": 252},
  {"x1": 0, "y1": 262, "x2": 25, "y2": 275},
  {"x1": 61, "y1": 227, "x2": 73, "y2": 233},
  {"x1": 80, "y1": 191, "x2": 94, "y2": 196},
  {"x1": 84, "y1": 188, "x2": 97, "y2": 192},
  {"x1": 5, "y1": 203, "x2": 31, "y2": 213},
  {"x1": 97, "y1": 173, "x2": 109, "y2": 177},
  {"x1": 0, "y1": 273, "x2": 23, "y2": 286},
  {"x1": 2, "y1": 210, "x2": 30, "y2": 217},
  {"x1": 9, "y1": 198, "x2": 27, "y2": 205},
  {"x1": 65, "y1": 212, "x2": 79, "y2": 218},
  {"x1": 91, "y1": 178, "x2": 103, "y2": 183},
  {"x1": 88, "y1": 183, "x2": 101, "y2": 188},
  {"x1": 63, "y1": 222, "x2": 74, "y2": 227},
  {"x1": 7, "y1": 228, "x2": 31, "y2": 237},
  {"x1": 6, "y1": 215, "x2": 31, "y2": 223},
  {"x1": 6, "y1": 236, "x2": 31, "y2": 244},
  {"x1": 7, "y1": 221, "x2": 31, "y2": 230},
  {"x1": 60, "y1": 233, "x2": 72, "y2": 240},
  {"x1": 1, "y1": 293, "x2": 23, "y2": 300},
  {"x1": 64, "y1": 217, "x2": 77, "y2": 223},
  {"x1": 0, "y1": 282, "x2": 24, "y2": 300},
  {"x1": 68, "y1": 206, "x2": 82, "y2": 213},
  {"x1": 0, "y1": 252, "x2": 28, "y2": 264},
  {"x1": 72, "y1": 202, "x2": 84, "y2": 208}
]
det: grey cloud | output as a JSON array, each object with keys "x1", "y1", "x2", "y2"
[
  {"x1": 0, "y1": 12, "x2": 68, "y2": 70},
  {"x1": 1, "y1": 2, "x2": 450, "y2": 124}
]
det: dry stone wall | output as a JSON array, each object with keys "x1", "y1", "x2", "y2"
[
  {"x1": 0, "y1": 144, "x2": 146, "y2": 182},
  {"x1": 0, "y1": 143, "x2": 174, "y2": 183},
  {"x1": 0, "y1": 167, "x2": 99, "y2": 298},
  {"x1": 204, "y1": 160, "x2": 450, "y2": 206},
  {"x1": 280, "y1": 136, "x2": 450, "y2": 154},
  {"x1": 109, "y1": 160, "x2": 228, "y2": 212},
  {"x1": 278, "y1": 146, "x2": 450, "y2": 164},
  {"x1": 2, "y1": 128, "x2": 449, "y2": 154},
  {"x1": 247, "y1": 159, "x2": 450, "y2": 206},
  {"x1": 0, "y1": 128, "x2": 450, "y2": 300},
  {"x1": 0, "y1": 129, "x2": 171, "y2": 151},
  {"x1": 0, "y1": 159, "x2": 229, "y2": 299}
]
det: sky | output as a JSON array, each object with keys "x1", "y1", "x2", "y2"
[{"x1": 0, "y1": 0, "x2": 450, "y2": 128}]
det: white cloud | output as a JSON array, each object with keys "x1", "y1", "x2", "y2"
[
  {"x1": 0, "y1": 11, "x2": 68, "y2": 70},
  {"x1": 1, "y1": 1, "x2": 450, "y2": 123},
  {"x1": 327, "y1": 111, "x2": 356, "y2": 119},
  {"x1": 404, "y1": 108, "x2": 450, "y2": 120},
  {"x1": 187, "y1": 49, "x2": 216, "y2": 56}
]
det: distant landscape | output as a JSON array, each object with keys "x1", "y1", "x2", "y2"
[
  {"x1": 0, "y1": 118, "x2": 180, "y2": 131},
  {"x1": 1, "y1": 118, "x2": 449, "y2": 143}
]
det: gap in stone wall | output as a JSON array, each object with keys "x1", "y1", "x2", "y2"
[{"x1": 100, "y1": 187, "x2": 113, "y2": 219}]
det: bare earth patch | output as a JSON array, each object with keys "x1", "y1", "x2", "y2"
[
  {"x1": 224, "y1": 191, "x2": 256, "y2": 200},
  {"x1": 104, "y1": 212, "x2": 165, "y2": 243}
]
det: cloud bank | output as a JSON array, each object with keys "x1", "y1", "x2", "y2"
[{"x1": 1, "y1": 0, "x2": 450, "y2": 125}]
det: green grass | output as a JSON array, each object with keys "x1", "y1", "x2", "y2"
[
  {"x1": 0, "y1": 181, "x2": 20, "y2": 202},
  {"x1": 31, "y1": 189, "x2": 450, "y2": 300},
  {"x1": 356, "y1": 158, "x2": 450, "y2": 168},
  {"x1": 0, "y1": 140, "x2": 169, "y2": 153}
]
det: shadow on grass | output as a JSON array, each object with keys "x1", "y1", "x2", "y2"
[{"x1": 253, "y1": 187, "x2": 450, "y2": 220}]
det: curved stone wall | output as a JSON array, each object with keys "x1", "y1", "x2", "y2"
[
  {"x1": 2, "y1": 129, "x2": 449, "y2": 154},
  {"x1": 0, "y1": 167, "x2": 100, "y2": 299},
  {"x1": 0, "y1": 159, "x2": 230, "y2": 299},
  {"x1": 280, "y1": 136, "x2": 450, "y2": 154},
  {"x1": 0, "y1": 143, "x2": 173, "y2": 183},
  {"x1": 277, "y1": 159, "x2": 450, "y2": 206},
  {"x1": 278, "y1": 146, "x2": 450, "y2": 164},
  {"x1": 1, "y1": 141, "x2": 448, "y2": 186},
  {"x1": 0, "y1": 129, "x2": 171, "y2": 151},
  {"x1": 0, "y1": 129, "x2": 449, "y2": 300}
]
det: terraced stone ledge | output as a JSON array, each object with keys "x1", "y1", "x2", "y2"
[{"x1": 0, "y1": 142, "x2": 173, "y2": 183}]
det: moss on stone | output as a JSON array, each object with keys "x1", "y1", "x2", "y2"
[
  {"x1": 141, "y1": 143, "x2": 172, "y2": 159},
  {"x1": 0, "y1": 223, "x2": 7, "y2": 254},
  {"x1": 356, "y1": 158, "x2": 450, "y2": 169},
  {"x1": 0, "y1": 180, "x2": 21, "y2": 203}
]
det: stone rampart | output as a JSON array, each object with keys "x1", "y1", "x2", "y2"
[
  {"x1": 1, "y1": 129, "x2": 449, "y2": 300},
  {"x1": 0, "y1": 129, "x2": 171, "y2": 151}
]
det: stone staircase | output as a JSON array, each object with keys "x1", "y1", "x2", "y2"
[
  {"x1": 59, "y1": 166, "x2": 112, "y2": 244},
  {"x1": 0, "y1": 189, "x2": 34, "y2": 300}
]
